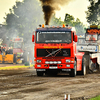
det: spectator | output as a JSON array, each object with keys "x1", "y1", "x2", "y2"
[{"x1": 89, "y1": 35, "x2": 96, "y2": 41}]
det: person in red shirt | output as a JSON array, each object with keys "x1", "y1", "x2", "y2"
[{"x1": 89, "y1": 35, "x2": 96, "y2": 41}]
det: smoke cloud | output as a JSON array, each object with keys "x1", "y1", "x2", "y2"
[{"x1": 39, "y1": 0, "x2": 74, "y2": 25}]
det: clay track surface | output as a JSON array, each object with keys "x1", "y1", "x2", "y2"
[{"x1": 0, "y1": 68, "x2": 100, "y2": 100}]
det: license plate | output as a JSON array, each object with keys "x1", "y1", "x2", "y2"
[
  {"x1": 62, "y1": 69, "x2": 71, "y2": 71},
  {"x1": 37, "y1": 69, "x2": 46, "y2": 71},
  {"x1": 49, "y1": 67, "x2": 57, "y2": 69}
]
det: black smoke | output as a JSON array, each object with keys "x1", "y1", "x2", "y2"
[{"x1": 39, "y1": 0, "x2": 74, "y2": 25}]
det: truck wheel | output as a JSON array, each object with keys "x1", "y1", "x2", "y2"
[
  {"x1": 37, "y1": 71, "x2": 43, "y2": 76},
  {"x1": 80, "y1": 57, "x2": 86, "y2": 75},
  {"x1": 99, "y1": 65, "x2": 100, "y2": 72},
  {"x1": 70, "y1": 61, "x2": 77, "y2": 77},
  {"x1": 89, "y1": 59, "x2": 97, "y2": 73}
]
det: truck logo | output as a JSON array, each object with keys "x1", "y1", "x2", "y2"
[{"x1": 46, "y1": 49, "x2": 61, "y2": 57}]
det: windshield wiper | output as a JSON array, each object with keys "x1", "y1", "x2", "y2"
[{"x1": 45, "y1": 48, "x2": 61, "y2": 57}]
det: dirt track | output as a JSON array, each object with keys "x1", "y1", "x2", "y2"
[{"x1": 0, "y1": 67, "x2": 100, "y2": 100}]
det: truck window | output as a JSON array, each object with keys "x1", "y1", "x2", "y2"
[
  {"x1": 36, "y1": 31, "x2": 72, "y2": 43},
  {"x1": 86, "y1": 33, "x2": 97, "y2": 41}
]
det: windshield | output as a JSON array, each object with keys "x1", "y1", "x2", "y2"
[
  {"x1": 36, "y1": 31, "x2": 71, "y2": 43},
  {"x1": 13, "y1": 42, "x2": 22, "y2": 48},
  {"x1": 86, "y1": 33, "x2": 97, "y2": 41}
]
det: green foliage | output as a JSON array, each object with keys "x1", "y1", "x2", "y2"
[
  {"x1": 64, "y1": 13, "x2": 85, "y2": 35},
  {"x1": 24, "y1": 62, "x2": 30, "y2": 66},
  {"x1": 89, "y1": 95, "x2": 100, "y2": 100},
  {"x1": 64, "y1": 13, "x2": 75, "y2": 26},
  {"x1": 73, "y1": 18, "x2": 85, "y2": 35},
  {"x1": 4, "y1": 0, "x2": 44, "y2": 44},
  {"x1": 50, "y1": 13, "x2": 85, "y2": 36},
  {"x1": 4, "y1": 0, "x2": 85, "y2": 41},
  {"x1": 86, "y1": 0, "x2": 100, "y2": 25},
  {"x1": 50, "y1": 14, "x2": 65, "y2": 25}
]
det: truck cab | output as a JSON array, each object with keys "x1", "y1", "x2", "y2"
[{"x1": 32, "y1": 24, "x2": 84, "y2": 77}]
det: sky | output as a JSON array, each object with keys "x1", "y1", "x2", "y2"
[
  {"x1": 55, "y1": 0, "x2": 90, "y2": 25},
  {"x1": 0, "y1": 0, "x2": 90, "y2": 25}
]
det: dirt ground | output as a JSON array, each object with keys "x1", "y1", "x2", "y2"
[{"x1": 0, "y1": 65, "x2": 100, "y2": 100}]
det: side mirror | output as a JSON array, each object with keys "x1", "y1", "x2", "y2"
[
  {"x1": 74, "y1": 35, "x2": 78, "y2": 42},
  {"x1": 32, "y1": 35, "x2": 34, "y2": 42}
]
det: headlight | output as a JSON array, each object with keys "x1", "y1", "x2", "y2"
[
  {"x1": 66, "y1": 65, "x2": 70, "y2": 67},
  {"x1": 37, "y1": 65, "x2": 41, "y2": 67},
  {"x1": 66, "y1": 60, "x2": 70, "y2": 63},
  {"x1": 54, "y1": 61, "x2": 57, "y2": 64},
  {"x1": 58, "y1": 61, "x2": 61, "y2": 64},
  {"x1": 45, "y1": 61, "x2": 49, "y2": 64},
  {"x1": 50, "y1": 61, "x2": 53, "y2": 64},
  {"x1": 37, "y1": 60, "x2": 41, "y2": 63}
]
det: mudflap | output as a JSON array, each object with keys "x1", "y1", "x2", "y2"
[{"x1": 76, "y1": 52, "x2": 85, "y2": 72}]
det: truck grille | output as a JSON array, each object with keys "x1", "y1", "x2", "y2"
[{"x1": 37, "y1": 49, "x2": 70, "y2": 57}]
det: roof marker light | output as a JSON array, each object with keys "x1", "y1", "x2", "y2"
[
  {"x1": 63, "y1": 24, "x2": 65, "y2": 28},
  {"x1": 42, "y1": 24, "x2": 45, "y2": 28}
]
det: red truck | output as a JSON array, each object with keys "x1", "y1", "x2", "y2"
[
  {"x1": 32, "y1": 24, "x2": 85, "y2": 77},
  {"x1": 12, "y1": 37, "x2": 24, "y2": 63},
  {"x1": 78, "y1": 25, "x2": 100, "y2": 73}
]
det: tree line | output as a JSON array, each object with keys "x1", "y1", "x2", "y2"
[{"x1": 1, "y1": 0, "x2": 98, "y2": 45}]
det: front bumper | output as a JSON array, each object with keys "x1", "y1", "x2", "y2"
[{"x1": 35, "y1": 63, "x2": 74, "y2": 69}]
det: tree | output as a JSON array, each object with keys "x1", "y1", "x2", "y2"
[
  {"x1": 4, "y1": 0, "x2": 44, "y2": 45},
  {"x1": 73, "y1": 18, "x2": 85, "y2": 35},
  {"x1": 50, "y1": 14, "x2": 65, "y2": 26},
  {"x1": 64, "y1": 13, "x2": 85, "y2": 35},
  {"x1": 86, "y1": 0, "x2": 100, "y2": 25},
  {"x1": 50, "y1": 13, "x2": 85, "y2": 36},
  {"x1": 64, "y1": 13, "x2": 75, "y2": 26}
]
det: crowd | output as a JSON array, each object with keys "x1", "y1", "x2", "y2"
[{"x1": 0, "y1": 46, "x2": 13, "y2": 55}]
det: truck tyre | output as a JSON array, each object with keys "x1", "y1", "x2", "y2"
[
  {"x1": 80, "y1": 57, "x2": 86, "y2": 75},
  {"x1": 99, "y1": 65, "x2": 100, "y2": 72},
  {"x1": 89, "y1": 59, "x2": 97, "y2": 73},
  {"x1": 37, "y1": 71, "x2": 43, "y2": 76},
  {"x1": 70, "y1": 61, "x2": 77, "y2": 77}
]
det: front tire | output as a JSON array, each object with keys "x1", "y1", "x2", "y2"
[
  {"x1": 80, "y1": 56, "x2": 86, "y2": 75},
  {"x1": 70, "y1": 61, "x2": 77, "y2": 77}
]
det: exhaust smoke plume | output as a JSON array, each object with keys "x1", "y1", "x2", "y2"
[{"x1": 39, "y1": 0, "x2": 74, "y2": 25}]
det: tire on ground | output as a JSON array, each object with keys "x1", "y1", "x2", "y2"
[
  {"x1": 80, "y1": 56, "x2": 86, "y2": 75},
  {"x1": 70, "y1": 61, "x2": 77, "y2": 77}
]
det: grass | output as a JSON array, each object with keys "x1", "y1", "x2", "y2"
[{"x1": 89, "y1": 95, "x2": 100, "y2": 100}]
